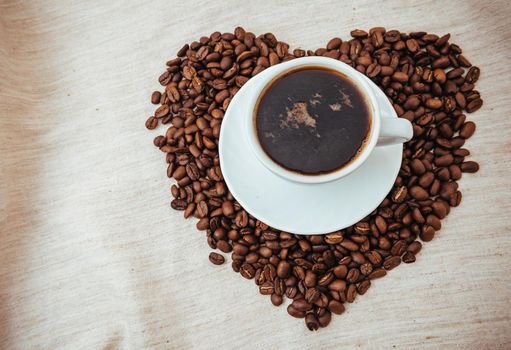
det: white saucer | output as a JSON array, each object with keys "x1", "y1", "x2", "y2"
[{"x1": 219, "y1": 68, "x2": 402, "y2": 235}]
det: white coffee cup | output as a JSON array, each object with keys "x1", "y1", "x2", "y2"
[{"x1": 244, "y1": 56, "x2": 413, "y2": 184}]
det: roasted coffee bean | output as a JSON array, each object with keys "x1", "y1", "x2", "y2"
[
  {"x1": 333, "y1": 265, "x2": 348, "y2": 279},
  {"x1": 304, "y1": 270, "x2": 317, "y2": 287},
  {"x1": 209, "y1": 252, "x2": 225, "y2": 265},
  {"x1": 305, "y1": 288, "x2": 321, "y2": 304},
  {"x1": 402, "y1": 252, "x2": 416, "y2": 263},
  {"x1": 149, "y1": 28, "x2": 481, "y2": 331},
  {"x1": 171, "y1": 199, "x2": 187, "y2": 210},
  {"x1": 240, "y1": 263, "x2": 256, "y2": 279},
  {"x1": 318, "y1": 272, "x2": 334, "y2": 286},
  {"x1": 369, "y1": 268, "x2": 387, "y2": 280},
  {"x1": 466, "y1": 98, "x2": 483, "y2": 112},
  {"x1": 287, "y1": 304, "x2": 306, "y2": 318},
  {"x1": 305, "y1": 313, "x2": 319, "y2": 331},
  {"x1": 346, "y1": 284, "x2": 357, "y2": 303},
  {"x1": 325, "y1": 232, "x2": 343, "y2": 244},
  {"x1": 420, "y1": 224, "x2": 435, "y2": 242},
  {"x1": 346, "y1": 268, "x2": 360, "y2": 283},
  {"x1": 383, "y1": 256, "x2": 401, "y2": 270},
  {"x1": 259, "y1": 282, "x2": 274, "y2": 295},
  {"x1": 459, "y1": 122, "x2": 476, "y2": 139},
  {"x1": 357, "y1": 280, "x2": 371, "y2": 295},
  {"x1": 410, "y1": 186, "x2": 429, "y2": 200},
  {"x1": 408, "y1": 241, "x2": 422, "y2": 254},
  {"x1": 145, "y1": 116, "x2": 158, "y2": 130},
  {"x1": 340, "y1": 240, "x2": 359, "y2": 251},
  {"x1": 317, "y1": 309, "x2": 332, "y2": 327},
  {"x1": 277, "y1": 261, "x2": 291, "y2": 278},
  {"x1": 461, "y1": 161, "x2": 479, "y2": 173},
  {"x1": 465, "y1": 66, "x2": 480, "y2": 83},
  {"x1": 328, "y1": 300, "x2": 345, "y2": 315},
  {"x1": 271, "y1": 293, "x2": 283, "y2": 306}
]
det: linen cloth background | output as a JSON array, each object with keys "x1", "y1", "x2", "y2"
[{"x1": 1, "y1": 0, "x2": 510, "y2": 349}]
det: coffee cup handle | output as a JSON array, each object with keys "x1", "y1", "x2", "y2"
[{"x1": 377, "y1": 117, "x2": 413, "y2": 146}]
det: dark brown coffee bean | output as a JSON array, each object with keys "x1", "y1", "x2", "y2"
[
  {"x1": 328, "y1": 300, "x2": 345, "y2": 315},
  {"x1": 305, "y1": 313, "x2": 319, "y2": 331},
  {"x1": 357, "y1": 280, "x2": 371, "y2": 295},
  {"x1": 340, "y1": 240, "x2": 359, "y2": 251},
  {"x1": 346, "y1": 268, "x2": 360, "y2": 283},
  {"x1": 318, "y1": 272, "x2": 335, "y2": 286},
  {"x1": 383, "y1": 256, "x2": 401, "y2": 270},
  {"x1": 392, "y1": 71, "x2": 409, "y2": 83},
  {"x1": 240, "y1": 263, "x2": 255, "y2": 279},
  {"x1": 366, "y1": 251, "x2": 382, "y2": 266},
  {"x1": 435, "y1": 154, "x2": 454, "y2": 167},
  {"x1": 351, "y1": 29, "x2": 368, "y2": 38},
  {"x1": 419, "y1": 172, "x2": 435, "y2": 188},
  {"x1": 440, "y1": 181, "x2": 458, "y2": 199},
  {"x1": 196, "y1": 201, "x2": 209, "y2": 218},
  {"x1": 466, "y1": 98, "x2": 483, "y2": 113},
  {"x1": 328, "y1": 279, "x2": 346, "y2": 292},
  {"x1": 407, "y1": 241, "x2": 422, "y2": 255},
  {"x1": 184, "y1": 202, "x2": 195, "y2": 218},
  {"x1": 287, "y1": 304, "x2": 306, "y2": 318},
  {"x1": 277, "y1": 261, "x2": 291, "y2": 278},
  {"x1": 375, "y1": 216, "x2": 387, "y2": 233},
  {"x1": 359, "y1": 263, "x2": 373, "y2": 276},
  {"x1": 196, "y1": 218, "x2": 209, "y2": 230},
  {"x1": 233, "y1": 243, "x2": 249, "y2": 256},
  {"x1": 326, "y1": 37, "x2": 342, "y2": 50},
  {"x1": 333, "y1": 265, "x2": 348, "y2": 279},
  {"x1": 366, "y1": 63, "x2": 381, "y2": 78},
  {"x1": 145, "y1": 116, "x2": 158, "y2": 130},
  {"x1": 304, "y1": 270, "x2": 317, "y2": 287},
  {"x1": 369, "y1": 268, "x2": 387, "y2": 279},
  {"x1": 431, "y1": 201, "x2": 448, "y2": 219},
  {"x1": 221, "y1": 200, "x2": 234, "y2": 216},
  {"x1": 151, "y1": 91, "x2": 162, "y2": 105},
  {"x1": 391, "y1": 186, "x2": 408, "y2": 203},
  {"x1": 425, "y1": 98, "x2": 443, "y2": 109},
  {"x1": 449, "y1": 191, "x2": 462, "y2": 207},
  {"x1": 410, "y1": 186, "x2": 429, "y2": 200},
  {"x1": 346, "y1": 284, "x2": 357, "y2": 303},
  {"x1": 216, "y1": 240, "x2": 231, "y2": 253},
  {"x1": 209, "y1": 252, "x2": 225, "y2": 265},
  {"x1": 305, "y1": 287, "x2": 321, "y2": 304},
  {"x1": 449, "y1": 164, "x2": 462, "y2": 180},
  {"x1": 354, "y1": 222, "x2": 370, "y2": 235},
  {"x1": 420, "y1": 224, "x2": 435, "y2": 242},
  {"x1": 391, "y1": 240, "x2": 407, "y2": 256},
  {"x1": 402, "y1": 251, "x2": 416, "y2": 263},
  {"x1": 269, "y1": 293, "x2": 282, "y2": 306},
  {"x1": 410, "y1": 159, "x2": 426, "y2": 175},
  {"x1": 432, "y1": 56, "x2": 449, "y2": 68},
  {"x1": 259, "y1": 282, "x2": 274, "y2": 295},
  {"x1": 154, "y1": 105, "x2": 170, "y2": 119},
  {"x1": 171, "y1": 199, "x2": 187, "y2": 210},
  {"x1": 465, "y1": 66, "x2": 480, "y2": 83},
  {"x1": 460, "y1": 161, "x2": 479, "y2": 173},
  {"x1": 313, "y1": 310, "x2": 330, "y2": 328},
  {"x1": 153, "y1": 135, "x2": 167, "y2": 147},
  {"x1": 459, "y1": 122, "x2": 476, "y2": 139}
]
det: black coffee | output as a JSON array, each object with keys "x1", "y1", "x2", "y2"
[{"x1": 254, "y1": 67, "x2": 371, "y2": 175}]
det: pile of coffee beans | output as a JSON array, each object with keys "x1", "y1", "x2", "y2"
[{"x1": 146, "y1": 27, "x2": 481, "y2": 331}]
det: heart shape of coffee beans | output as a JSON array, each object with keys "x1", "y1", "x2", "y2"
[{"x1": 146, "y1": 27, "x2": 481, "y2": 331}]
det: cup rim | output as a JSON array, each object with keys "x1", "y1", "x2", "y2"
[{"x1": 245, "y1": 57, "x2": 381, "y2": 184}]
